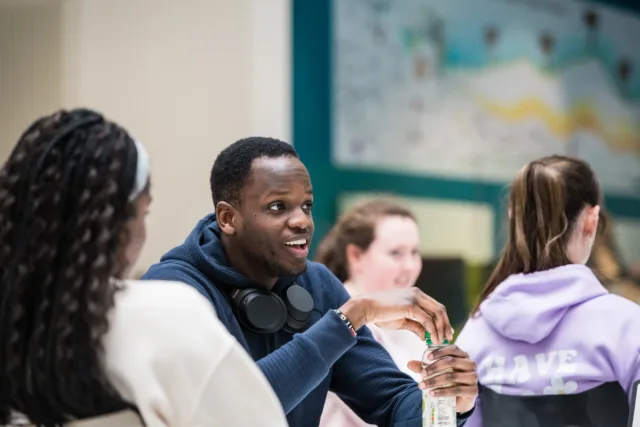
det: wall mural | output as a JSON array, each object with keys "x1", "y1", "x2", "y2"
[{"x1": 333, "y1": 0, "x2": 640, "y2": 198}]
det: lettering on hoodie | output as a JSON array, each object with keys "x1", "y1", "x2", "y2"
[{"x1": 482, "y1": 350, "x2": 579, "y2": 396}]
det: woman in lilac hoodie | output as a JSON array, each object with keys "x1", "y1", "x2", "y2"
[{"x1": 456, "y1": 155, "x2": 640, "y2": 427}]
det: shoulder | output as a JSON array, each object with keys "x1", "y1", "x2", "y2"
[
  {"x1": 454, "y1": 315, "x2": 493, "y2": 357},
  {"x1": 142, "y1": 261, "x2": 227, "y2": 308},
  {"x1": 103, "y1": 281, "x2": 253, "y2": 422},
  {"x1": 143, "y1": 259, "x2": 203, "y2": 284},
  {"x1": 302, "y1": 261, "x2": 338, "y2": 282},
  {"x1": 579, "y1": 292, "x2": 640, "y2": 326},
  {"x1": 298, "y1": 261, "x2": 350, "y2": 308},
  {"x1": 108, "y1": 280, "x2": 234, "y2": 352},
  {"x1": 117, "y1": 279, "x2": 215, "y2": 315}
]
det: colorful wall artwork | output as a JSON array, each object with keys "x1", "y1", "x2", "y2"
[{"x1": 333, "y1": 0, "x2": 640, "y2": 198}]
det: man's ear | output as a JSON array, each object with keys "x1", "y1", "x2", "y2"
[{"x1": 216, "y1": 202, "x2": 238, "y2": 235}]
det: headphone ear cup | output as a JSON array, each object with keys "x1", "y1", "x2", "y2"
[
  {"x1": 232, "y1": 288, "x2": 288, "y2": 334},
  {"x1": 282, "y1": 284, "x2": 314, "y2": 333}
]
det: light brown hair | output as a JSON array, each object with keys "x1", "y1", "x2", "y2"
[
  {"x1": 315, "y1": 197, "x2": 416, "y2": 282},
  {"x1": 473, "y1": 155, "x2": 604, "y2": 315}
]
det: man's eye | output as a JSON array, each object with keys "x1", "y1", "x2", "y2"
[{"x1": 268, "y1": 203, "x2": 284, "y2": 211}]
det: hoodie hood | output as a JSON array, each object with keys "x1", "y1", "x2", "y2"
[
  {"x1": 160, "y1": 213, "x2": 296, "y2": 290},
  {"x1": 480, "y1": 264, "x2": 607, "y2": 344}
]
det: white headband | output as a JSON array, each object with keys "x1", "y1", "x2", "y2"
[{"x1": 129, "y1": 139, "x2": 150, "y2": 201}]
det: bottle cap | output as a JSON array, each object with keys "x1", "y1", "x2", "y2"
[{"x1": 425, "y1": 332, "x2": 451, "y2": 346}]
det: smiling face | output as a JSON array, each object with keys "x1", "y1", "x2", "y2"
[
  {"x1": 348, "y1": 215, "x2": 422, "y2": 292},
  {"x1": 217, "y1": 155, "x2": 314, "y2": 285}
]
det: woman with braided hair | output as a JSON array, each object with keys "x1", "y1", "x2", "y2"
[{"x1": 0, "y1": 109, "x2": 287, "y2": 427}]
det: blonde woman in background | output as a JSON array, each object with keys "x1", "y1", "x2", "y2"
[{"x1": 316, "y1": 198, "x2": 425, "y2": 427}]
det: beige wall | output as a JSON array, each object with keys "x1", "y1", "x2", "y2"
[
  {"x1": 0, "y1": 1, "x2": 63, "y2": 160},
  {"x1": 0, "y1": 0, "x2": 291, "y2": 276}
]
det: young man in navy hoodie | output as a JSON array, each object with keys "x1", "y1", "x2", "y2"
[{"x1": 143, "y1": 137, "x2": 477, "y2": 426}]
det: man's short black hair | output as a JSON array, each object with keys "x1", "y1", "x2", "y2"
[{"x1": 210, "y1": 136, "x2": 299, "y2": 207}]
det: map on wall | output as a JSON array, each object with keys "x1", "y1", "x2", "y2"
[{"x1": 333, "y1": 0, "x2": 640, "y2": 197}]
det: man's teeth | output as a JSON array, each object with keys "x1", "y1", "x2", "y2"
[{"x1": 285, "y1": 239, "x2": 307, "y2": 246}]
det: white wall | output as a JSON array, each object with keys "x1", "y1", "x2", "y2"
[{"x1": 0, "y1": 0, "x2": 291, "y2": 276}]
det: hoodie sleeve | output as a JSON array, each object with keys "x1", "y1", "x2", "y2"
[
  {"x1": 318, "y1": 266, "x2": 474, "y2": 427},
  {"x1": 256, "y1": 310, "x2": 359, "y2": 412},
  {"x1": 607, "y1": 297, "x2": 640, "y2": 400}
]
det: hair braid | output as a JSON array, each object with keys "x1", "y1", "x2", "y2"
[{"x1": 0, "y1": 109, "x2": 142, "y2": 425}]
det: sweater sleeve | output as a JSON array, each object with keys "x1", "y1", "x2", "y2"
[
  {"x1": 255, "y1": 311, "x2": 358, "y2": 412},
  {"x1": 331, "y1": 327, "x2": 474, "y2": 427},
  {"x1": 320, "y1": 266, "x2": 473, "y2": 427},
  {"x1": 188, "y1": 337, "x2": 290, "y2": 427},
  {"x1": 324, "y1": 270, "x2": 421, "y2": 426}
]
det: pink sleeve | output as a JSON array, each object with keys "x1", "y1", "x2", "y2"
[{"x1": 319, "y1": 392, "x2": 370, "y2": 427}]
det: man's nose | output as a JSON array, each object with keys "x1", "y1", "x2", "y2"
[{"x1": 288, "y1": 209, "x2": 311, "y2": 230}]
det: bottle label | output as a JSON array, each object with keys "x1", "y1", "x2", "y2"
[
  {"x1": 422, "y1": 391, "x2": 457, "y2": 427},
  {"x1": 422, "y1": 345, "x2": 457, "y2": 427}
]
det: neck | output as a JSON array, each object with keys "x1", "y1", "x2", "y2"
[
  {"x1": 221, "y1": 235, "x2": 278, "y2": 290},
  {"x1": 565, "y1": 237, "x2": 590, "y2": 265},
  {"x1": 343, "y1": 279, "x2": 363, "y2": 295}
]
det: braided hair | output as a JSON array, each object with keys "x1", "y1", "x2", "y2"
[{"x1": 0, "y1": 108, "x2": 147, "y2": 425}]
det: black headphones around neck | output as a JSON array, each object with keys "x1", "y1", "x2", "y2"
[{"x1": 229, "y1": 282, "x2": 314, "y2": 334}]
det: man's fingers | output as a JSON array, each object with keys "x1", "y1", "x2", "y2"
[
  {"x1": 427, "y1": 344, "x2": 469, "y2": 362},
  {"x1": 408, "y1": 304, "x2": 437, "y2": 341},
  {"x1": 412, "y1": 289, "x2": 452, "y2": 343},
  {"x1": 424, "y1": 356, "x2": 477, "y2": 378},
  {"x1": 407, "y1": 347, "x2": 477, "y2": 376},
  {"x1": 422, "y1": 346, "x2": 476, "y2": 376},
  {"x1": 420, "y1": 371, "x2": 478, "y2": 391},
  {"x1": 407, "y1": 360, "x2": 422, "y2": 374},
  {"x1": 401, "y1": 318, "x2": 427, "y2": 340},
  {"x1": 421, "y1": 293, "x2": 452, "y2": 343},
  {"x1": 425, "y1": 384, "x2": 479, "y2": 399},
  {"x1": 407, "y1": 356, "x2": 477, "y2": 377}
]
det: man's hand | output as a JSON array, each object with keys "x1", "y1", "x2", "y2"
[
  {"x1": 407, "y1": 345, "x2": 478, "y2": 414},
  {"x1": 339, "y1": 287, "x2": 453, "y2": 344}
]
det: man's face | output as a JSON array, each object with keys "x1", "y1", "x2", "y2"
[{"x1": 235, "y1": 156, "x2": 314, "y2": 278}]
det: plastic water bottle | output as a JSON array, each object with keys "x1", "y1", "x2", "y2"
[{"x1": 422, "y1": 332, "x2": 456, "y2": 427}]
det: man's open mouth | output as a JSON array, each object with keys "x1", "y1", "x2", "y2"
[{"x1": 285, "y1": 239, "x2": 308, "y2": 251}]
